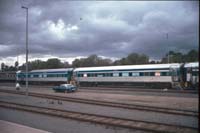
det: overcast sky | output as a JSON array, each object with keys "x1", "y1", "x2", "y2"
[{"x1": 0, "y1": 0, "x2": 199, "y2": 66}]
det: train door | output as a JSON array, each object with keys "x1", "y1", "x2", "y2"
[
  {"x1": 169, "y1": 65, "x2": 181, "y2": 88},
  {"x1": 186, "y1": 66, "x2": 199, "y2": 89},
  {"x1": 73, "y1": 71, "x2": 79, "y2": 87},
  {"x1": 67, "y1": 70, "x2": 73, "y2": 84},
  {"x1": 68, "y1": 68, "x2": 79, "y2": 87},
  {"x1": 191, "y1": 67, "x2": 199, "y2": 88},
  {"x1": 180, "y1": 63, "x2": 187, "y2": 85}
]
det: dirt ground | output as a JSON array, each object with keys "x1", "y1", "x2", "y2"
[
  {"x1": 17, "y1": 86, "x2": 199, "y2": 111},
  {"x1": 0, "y1": 84, "x2": 198, "y2": 111}
]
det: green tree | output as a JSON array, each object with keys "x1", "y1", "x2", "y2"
[
  {"x1": 185, "y1": 49, "x2": 199, "y2": 62},
  {"x1": 161, "y1": 50, "x2": 198, "y2": 63},
  {"x1": 114, "y1": 53, "x2": 149, "y2": 65},
  {"x1": 1, "y1": 63, "x2": 5, "y2": 71},
  {"x1": 72, "y1": 59, "x2": 81, "y2": 68},
  {"x1": 46, "y1": 58, "x2": 64, "y2": 69},
  {"x1": 72, "y1": 55, "x2": 113, "y2": 67}
]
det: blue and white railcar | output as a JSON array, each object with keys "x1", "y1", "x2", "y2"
[
  {"x1": 17, "y1": 68, "x2": 73, "y2": 84},
  {"x1": 74, "y1": 63, "x2": 181, "y2": 88}
]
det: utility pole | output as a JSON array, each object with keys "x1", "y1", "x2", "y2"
[
  {"x1": 22, "y1": 6, "x2": 29, "y2": 96},
  {"x1": 166, "y1": 33, "x2": 170, "y2": 63}
]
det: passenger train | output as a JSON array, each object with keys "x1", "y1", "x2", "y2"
[
  {"x1": 0, "y1": 71, "x2": 16, "y2": 82},
  {"x1": 15, "y1": 62, "x2": 199, "y2": 89}
]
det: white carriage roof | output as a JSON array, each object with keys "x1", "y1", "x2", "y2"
[
  {"x1": 30, "y1": 68, "x2": 73, "y2": 73},
  {"x1": 16, "y1": 70, "x2": 21, "y2": 73},
  {"x1": 184, "y1": 62, "x2": 199, "y2": 68},
  {"x1": 74, "y1": 63, "x2": 181, "y2": 72}
]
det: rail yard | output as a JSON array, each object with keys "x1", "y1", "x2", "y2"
[
  {"x1": 0, "y1": 83, "x2": 198, "y2": 133},
  {"x1": 0, "y1": 0, "x2": 199, "y2": 133}
]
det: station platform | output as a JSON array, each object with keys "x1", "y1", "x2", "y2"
[{"x1": 0, "y1": 120, "x2": 50, "y2": 133}]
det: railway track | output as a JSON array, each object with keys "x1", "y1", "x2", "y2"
[
  {"x1": 0, "y1": 89, "x2": 198, "y2": 117},
  {"x1": 80, "y1": 87, "x2": 198, "y2": 94},
  {"x1": 0, "y1": 100, "x2": 197, "y2": 133}
]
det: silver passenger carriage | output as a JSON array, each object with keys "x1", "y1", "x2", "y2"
[{"x1": 74, "y1": 63, "x2": 182, "y2": 88}]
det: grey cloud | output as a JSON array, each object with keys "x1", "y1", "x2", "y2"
[{"x1": 0, "y1": 0, "x2": 198, "y2": 61}]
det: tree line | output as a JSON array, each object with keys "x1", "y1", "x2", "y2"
[{"x1": 1, "y1": 49, "x2": 198, "y2": 72}]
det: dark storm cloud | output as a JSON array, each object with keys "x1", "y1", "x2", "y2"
[{"x1": 0, "y1": 0, "x2": 198, "y2": 61}]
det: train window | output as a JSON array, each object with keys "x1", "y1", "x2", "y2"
[
  {"x1": 144, "y1": 72, "x2": 149, "y2": 76},
  {"x1": 108, "y1": 73, "x2": 112, "y2": 77},
  {"x1": 122, "y1": 72, "x2": 129, "y2": 77},
  {"x1": 192, "y1": 71, "x2": 199, "y2": 76},
  {"x1": 104, "y1": 73, "x2": 111, "y2": 77},
  {"x1": 168, "y1": 72, "x2": 171, "y2": 76},
  {"x1": 97, "y1": 74, "x2": 103, "y2": 77},
  {"x1": 139, "y1": 72, "x2": 144, "y2": 76},
  {"x1": 129, "y1": 72, "x2": 132, "y2": 76},
  {"x1": 119, "y1": 73, "x2": 122, "y2": 77},
  {"x1": 167, "y1": 72, "x2": 170, "y2": 76},
  {"x1": 20, "y1": 74, "x2": 25, "y2": 78},
  {"x1": 132, "y1": 72, "x2": 139, "y2": 76},
  {"x1": 161, "y1": 72, "x2": 167, "y2": 76},
  {"x1": 33, "y1": 75, "x2": 39, "y2": 78},
  {"x1": 78, "y1": 74, "x2": 82, "y2": 77},
  {"x1": 92, "y1": 73, "x2": 96, "y2": 77},
  {"x1": 150, "y1": 72, "x2": 155, "y2": 76},
  {"x1": 113, "y1": 73, "x2": 119, "y2": 77}
]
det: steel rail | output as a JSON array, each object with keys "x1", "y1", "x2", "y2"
[
  {"x1": 80, "y1": 87, "x2": 198, "y2": 94},
  {"x1": 0, "y1": 100, "x2": 197, "y2": 133},
  {"x1": 0, "y1": 89, "x2": 198, "y2": 117}
]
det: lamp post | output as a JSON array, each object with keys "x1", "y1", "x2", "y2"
[
  {"x1": 166, "y1": 33, "x2": 170, "y2": 64},
  {"x1": 22, "y1": 6, "x2": 29, "y2": 96}
]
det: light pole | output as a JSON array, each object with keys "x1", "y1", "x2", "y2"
[
  {"x1": 22, "y1": 6, "x2": 29, "y2": 96},
  {"x1": 166, "y1": 33, "x2": 170, "y2": 63}
]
